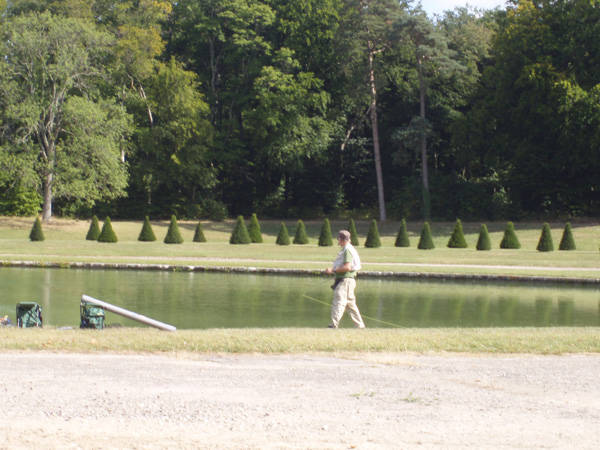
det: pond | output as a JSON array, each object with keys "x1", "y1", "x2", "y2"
[{"x1": 0, "y1": 267, "x2": 598, "y2": 329}]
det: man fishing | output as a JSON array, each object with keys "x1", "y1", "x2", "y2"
[{"x1": 325, "y1": 230, "x2": 365, "y2": 329}]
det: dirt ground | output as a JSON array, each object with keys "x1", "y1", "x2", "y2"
[{"x1": 1, "y1": 352, "x2": 599, "y2": 450}]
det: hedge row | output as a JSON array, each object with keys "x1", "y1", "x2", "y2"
[{"x1": 27, "y1": 217, "x2": 581, "y2": 252}]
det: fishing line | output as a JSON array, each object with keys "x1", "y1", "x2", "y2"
[{"x1": 301, "y1": 292, "x2": 407, "y2": 329}]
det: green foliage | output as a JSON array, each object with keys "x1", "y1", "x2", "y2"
[
  {"x1": 97, "y1": 217, "x2": 118, "y2": 243},
  {"x1": 29, "y1": 217, "x2": 45, "y2": 241},
  {"x1": 447, "y1": 219, "x2": 468, "y2": 248},
  {"x1": 476, "y1": 224, "x2": 492, "y2": 251},
  {"x1": 364, "y1": 220, "x2": 381, "y2": 248},
  {"x1": 536, "y1": 222, "x2": 554, "y2": 252},
  {"x1": 293, "y1": 220, "x2": 309, "y2": 245},
  {"x1": 348, "y1": 219, "x2": 359, "y2": 246},
  {"x1": 86, "y1": 215, "x2": 101, "y2": 241},
  {"x1": 500, "y1": 222, "x2": 521, "y2": 249},
  {"x1": 138, "y1": 216, "x2": 157, "y2": 242},
  {"x1": 0, "y1": 182, "x2": 41, "y2": 216},
  {"x1": 318, "y1": 218, "x2": 333, "y2": 247},
  {"x1": 164, "y1": 215, "x2": 184, "y2": 244},
  {"x1": 230, "y1": 216, "x2": 251, "y2": 244},
  {"x1": 417, "y1": 222, "x2": 435, "y2": 250},
  {"x1": 559, "y1": 223, "x2": 576, "y2": 251},
  {"x1": 394, "y1": 219, "x2": 410, "y2": 248},
  {"x1": 193, "y1": 222, "x2": 207, "y2": 243},
  {"x1": 276, "y1": 222, "x2": 290, "y2": 245},
  {"x1": 247, "y1": 213, "x2": 263, "y2": 243}
]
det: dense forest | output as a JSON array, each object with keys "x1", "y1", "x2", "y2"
[{"x1": 1, "y1": 0, "x2": 599, "y2": 222}]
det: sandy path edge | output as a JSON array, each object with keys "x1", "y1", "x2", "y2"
[{"x1": 1, "y1": 352, "x2": 599, "y2": 450}]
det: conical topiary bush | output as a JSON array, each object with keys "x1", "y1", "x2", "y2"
[
  {"x1": 536, "y1": 222, "x2": 554, "y2": 252},
  {"x1": 193, "y1": 222, "x2": 207, "y2": 243},
  {"x1": 558, "y1": 223, "x2": 576, "y2": 251},
  {"x1": 318, "y1": 218, "x2": 333, "y2": 247},
  {"x1": 98, "y1": 216, "x2": 118, "y2": 243},
  {"x1": 138, "y1": 216, "x2": 157, "y2": 242},
  {"x1": 447, "y1": 219, "x2": 468, "y2": 248},
  {"x1": 276, "y1": 222, "x2": 290, "y2": 245},
  {"x1": 293, "y1": 220, "x2": 309, "y2": 244},
  {"x1": 476, "y1": 224, "x2": 492, "y2": 251},
  {"x1": 229, "y1": 215, "x2": 251, "y2": 244},
  {"x1": 29, "y1": 217, "x2": 45, "y2": 242},
  {"x1": 417, "y1": 222, "x2": 435, "y2": 250},
  {"x1": 348, "y1": 219, "x2": 360, "y2": 246},
  {"x1": 364, "y1": 219, "x2": 381, "y2": 248},
  {"x1": 394, "y1": 219, "x2": 410, "y2": 248},
  {"x1": 86, "y1": 215, "x2": 101, "y2": 241},
  {"x1": 164, "y1": 215, "x2": 184, "y2": 244},
  {"x1": 247, "y1": 213, "x2": 263, "y2": 243},
  {"x1": 499, "y1": 222, "x2": 521, "y2": 249}
]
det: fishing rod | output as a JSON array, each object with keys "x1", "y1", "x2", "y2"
[{"x1": 301, "y1": 287, "x2": 407, "y2": 329}]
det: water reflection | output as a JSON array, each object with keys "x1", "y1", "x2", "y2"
[{"x1": 0, "y1": 267, "x2": 598, "y2": 329}]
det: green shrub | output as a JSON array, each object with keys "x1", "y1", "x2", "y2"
[
  {"x1": 276, "y1": 222, "x2": 290, "y2": 245},
  {"x1": 293, "y1": 220, "x2": 309, "y2": 244},
  {"x1": 229, "y1": 216, "x2": 251, "y2": 244},
  {"x1": 193, "y1": 222, "x2": 207, "y2": 243},
  {"x1": 500, "y1": 222, "x2": 521, "y2": 249},
  {"x1": 29, "y1": 217, "x2": 45, "y2": 242},
  {"x1": 247, "y1": 213, "x2": 263, "y2": 243},
  {"x1": 98, "y1": 216, "x2": 118, "y2": 243},
  {"x1": 364, "y1": 219, "x2": 381, "y2": 248},
  {"x1": 476, "y1": 224, "x2": 492, "y2": 251},
  {"x1": 536, "y1": 222, "x2": 554, "y2": 252},
  {"x1": 164, "y1": 215, "x2": 184, "y2": 244},
  {"x1": 318, "y1": 218, "x2": 333, "y2": 247},
  {"x1": 394, "y1": 219, "x2": 410, "y2": 248},
  {"x1": 138, "y1": 216, "x2": 157, "y2": 242},
  {"x1": 417, "y1": 222, "x2": 435, "y2": 250},
  {"x1": 348, "y1": 218, "x2": 360, "y2": 246},
  {"x1": 558, "y1": 223, "x2": 576, "y2": 250},
  {"x1": 86, "y1": 215, "x2": 101, "y2": 241},
  {"x1": 447, "y1": 219, "x2": 468, "y2": 248}
]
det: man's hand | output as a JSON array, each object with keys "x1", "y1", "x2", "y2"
[{"x1": 325, "y1": 267, "x2": 334, "y2": 275}]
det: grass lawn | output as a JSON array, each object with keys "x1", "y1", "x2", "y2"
[{"x1": 1, "y1": 216, "x2": 598, "y2": 279}]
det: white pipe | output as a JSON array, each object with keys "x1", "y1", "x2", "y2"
[{"x1": 81, "y1": 295, "x2": 176, "y2": 331}]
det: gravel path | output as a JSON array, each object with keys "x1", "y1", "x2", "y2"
[{"x1": 1, "y1": 352, "x2": 599, "y2": 449}]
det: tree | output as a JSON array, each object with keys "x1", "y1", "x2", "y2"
[
  {"x1": 364, "y1": 219, "x2": 381, "y2": 248},
  {"x1": 138, "y1": 216, "x2": 157, "y2": 242},
  {"x1": 348, "y1": 219, "x2": 360, "y2": 246},
  {"x1": 29, "y1": 217, "x2": 45, "y2": 241},
  {"x1": 0, "y1": 12, "x2": 130, "y2": 220},
  {"x1": 247, "y1": 213, "x2": 263, "y2": 243},
  {"x1": 318, "y1": 218, "x2": 333, "y2": 246},
  {"x1": 559, "y1": 223, "x2": 576, "y2": 251},
  {"x1": 447, "y1": 219, "x2": 468, "y2": 248},
  {"x1": 293, "y1": 220, "x2": 309, "y2": 244},
  {"x1": 476, "y1": 224, "x2": 492, "y2": 251},
  {"x1": 536, "y1": 222, "x2": 554, "y2": 252},
  {"x1": 500, "y1": 222, "x2": 520, "y2": 249},
  {"x1": 164, "y1": 215, "x2": 184, "y2": 244},
  {"x1": 98, "y1": 217, "x2": 118, "y2": 243},
  {"x1": 230, "y1": 215, "x2": 251, "y2": 244},
  {"x1": 86, "y1": 216, "x2": 101, "y2": 241},
  {"x1": 417, "y1": 222, "x2": 435, "y2": 249},
  {"x1": 193, "y1": 222, "x2": 207, "y2": 243},
  {"x1": 397, "y1": 10, "x2": 464, "y2": 220},
  {"x1": 276, "y1": 222, "x2": 290, "y2": 245},
  {"x1": 345, "y1": 0, "x2": 406, "y2": 221},
  {"x1": 395, "y1": 219, "x2": 410, "y2": 247}
]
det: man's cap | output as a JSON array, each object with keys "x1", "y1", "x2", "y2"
[{"x1": 338, "y1": 230, "x2": 351, "y2": 241}]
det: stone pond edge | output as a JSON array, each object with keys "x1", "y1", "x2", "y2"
[{"x1": 2, "y1": 260, "x2": 599, "y2": 285}]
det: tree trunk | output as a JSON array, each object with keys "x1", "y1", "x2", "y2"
[
  {"x1": 42, "y1": 171, "x2": 52, "y2": 222},
  {"x1": 368, "y1": 50, "x2": 387, "y2": 222},
  {"x1": 418, "y1": 65, "x2": 430, "y2": 220}
]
